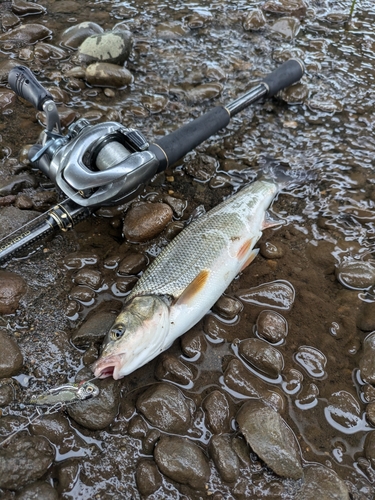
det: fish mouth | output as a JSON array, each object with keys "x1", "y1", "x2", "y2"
[{"x1": 92, "y1": 354, "x2": 124, "y2": 380}]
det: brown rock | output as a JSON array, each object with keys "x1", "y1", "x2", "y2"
[
  {"x1": 0, "y1": 329, "x2": 23, "y2": 377},
  {"x1": 123, "y1": 202, "x2": 173, "y2": 242},
  {"x1": 0, "y1": 271, "x2": 26, "y2": 314}
]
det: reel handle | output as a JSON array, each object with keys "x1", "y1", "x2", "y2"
[
  {"x1": 150, "y1": 59, "x2": 304, "y2": 171},
  {"x1": 8, "y1": 65, "x2": 53, "y2": 111}
]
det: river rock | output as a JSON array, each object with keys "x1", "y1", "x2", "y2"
[
  {"x1": 236, "y1": 400, "x2": 303, "y2": 480},
  {"x1": 15, "y1": 480, "x2": 58, "y2": 500},
  {"x1": 185, "y1": 153, "x2": 218, "y2": 182},
  {"x1": 0, "y1": 24, "x2": 51, "y2": 44},
  {"x1": 366, "y1": 402, "x2": 375, "y2": 426},
  {"x1": 0, "y1": 329, "x2": 23, "y2": 377},
  {"x1": 0, "y1": 271, "x2": 26, "y2": 314},
  {"x1": 202, "y1": 390, "x2": 231, "y2": 434},
  {"x1": 259, "y1": 241, "x2": 285, "y2": 259},
  {"x1": 78, "y1": 30, "x2": 133, "y2": 65},
  {"x1": 336, "y1": 260, "x2": 375, "y2": 290},
  {"x1": 85, "y1": 62, "x2": 133, "y2": 88},
  {"x1": 34, "y1": 42, "x2": 68, "y2": 61},
  {"x1": 0, "y1": 435, "x2": 54, "y2": 489},
  {"x1": 118, "y1": 252, "x2": 147, "y2": 275},
  {"x1": 297, "y1": 464, "x2": 350, "y2": 499},
  {"x1": 136, "y1": 383, "x2": 193, "y2": 434},
  {"x1": 325, "y1": 391, "x2": 362, "y2": 433},
  {"x1": 256, "y1": 310, "x2": 288, "y2": 343},
  {"x1": 236, "y1": 280, "x2": 295, "y2": 310},
  {"x1": 357, "y1": 302, "x2": 375, "y2": 332},
  {"x1": 180, "y1": 329, "x2": 207, "y2": 358},
  {"x1": 154, "y1": 435, "x2": 210, "y2": 490},
  {"x1": 11, "y1": 0, "x2": 46, "y2": 16},
  {"x1": 61, "y1": 22, "x2": 103, "y2": 48},
  {"x1": 204, "y1": 314, "x2": 237, "y2": 342},
  {"x1": 365, "y1": 431, "x2": 375, "y2": 468},
  {"x1": 209, "y1": 434, "x2": 240, "y2": 483},
  {"x1": 56, "y1": 459, "x2": 80, "y2": 495},
  {"x1": 243, "y1": 9, "x2": 266, "y2": 31},
  {"x1": 0, "y1": 379, "x2": 15, "y2": 406},
  {"x1": 71, "y1": 309, "x2": 118, "y2": 346},
  {"x1": 136, "y1": 459, "x2": 162, "y2": 497},
  {"x1": 262, "y1": 0, "x2": 307, "y2": 18},
  {"x1": 64, "y1": 251, "x2": 99, "y2": 269},
  {"x1": 239, "y1": 338, "x2": 284, "y2": 378},
  {"x1": 359, "y1": 332, "x2": 375, "y2": 384},
  {"x1": 269, "y1": 17, "x2": 301, "y2": 39},
  {"x1": 2, "y1": 11, "x2": 20, "y2": 30},
  {"x1": 0, "y1": 174, "x2": 37, "y2": 196},
  {"x1": 294, "y1": 345, "x2": 327, "y2": 378},
  {"x1": 123, "y1": 202, "x2": 173, "y2": 242},
  {"x1": 212, "y1": 295, "x2": 242, "y2": 320},
  {"x1": 67, "y1": 377, "x2": 120, "y2": 430},
  {"x1": 74, "y1": 268, "x2": 102, "y2": 289},
  {"x1": 155, "y1": 353, "x2": 194, "y2": 386},
  {"x1": 69, "y1": 285, "x2": 95, "y2": 303}
]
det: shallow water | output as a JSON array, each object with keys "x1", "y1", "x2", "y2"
[{"x1": 1, "y1": 0, "x2": 375, "y2": 498}]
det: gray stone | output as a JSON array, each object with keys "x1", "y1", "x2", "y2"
[
  {"x1": 154, "y1": 435, "x2": 210, "y2": 490},
  {"x1": 262, "y1": 0, "x2": 307, "y2": 18},
  {"x1": 78, "y1": 30, "x2": 133, "y2": 65},
  {"x1": 236, "y1": 400, "x2": 303, "y2": 480},
  {"x1": 0, "y1": 435, "x2": 54, "y2": 489},
  {"x1": 118, "y1": 252, "x2": 147, "y2": 275},
  {"x1": 85, "y1": 62, "x2": 133, "y2": 88},
  {"x1": 11, "y1": 0, "x2": 46, "y2": 16},
  {"x1": 0, "y1": 329, "x2": 23, "y2": 377},
  {"x1": 298, "y1": 465, "x2": 349, "y2": 499},
  {"x1": 136, "y1": 383, "x2": 193, "y2": 434}
]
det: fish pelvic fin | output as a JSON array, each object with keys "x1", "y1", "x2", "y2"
[
  {"x1": 240, "y1": 248, "x2": 259, "y2": 272},
  {"x1": 176, "y1": 269, "x2": 210, "y2": 306},
  {"x1": 258, "y1": 157, "x2": 317, "y2": 190}
]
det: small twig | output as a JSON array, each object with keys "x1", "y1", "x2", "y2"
[{"x1": 349, "y1": 0, "x2": 357, "y2": 18}]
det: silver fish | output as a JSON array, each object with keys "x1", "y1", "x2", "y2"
[{"x1": 92, "y1": 171, "x2": 295, "y2": 379}]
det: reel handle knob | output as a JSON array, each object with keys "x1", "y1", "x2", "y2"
[{"x1": 8, "y1": 65, "x2": 53, "y2": 111}]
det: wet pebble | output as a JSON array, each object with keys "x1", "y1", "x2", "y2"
[
  {"x1": 67, "y1": 377, "x2": 120, "y2": 430},
  {"x1": 136, "y1": 460, "x2": 162, "y2": 497},
  {"x1": 11, "y1": 0, "x2": 46, "y2": 16},
  {"x1": 74, "y1": 268, "x2": 102, "y2": 289},
  {"x1": 184, "y1": 153, "x2": 218, "y2": 182},
  {"x1": 212, "y1": 295, "x2": 242, "y2": 320},
  {"x1": 69, "y1": 285, "x2": 95, "y2": 303},
  {"x1": 262, "y1": 0, "x2": 307, "y2": 17},
  {"x1": 78, "y1": 30, "x2": 133, "y2": 65},
  {"x1": 297, "y1": 465, "x2": 350, "y2": 499},
  {"x1": 162, "y1": 194, "x2": 186, "y2": 218},
  {"x1": 155, "y1": 354, "x2": 194, "y2": 386},
  {"x1": 325, "y1": 391, "x2": 362, "y2": 433},
  {"x1": 115, "y1": 276, "x2": 137, "y2": 293},
  {"x1": 357, "y1": 301, "x2": 375, "y2": 332},
  {"x1": 204, "y1": 315, "x2": 238, "y2": 343},
  {"x1": 180, "y1": 329, "x2": 207, "y2": 358},
  {"x1": 136, "y1": 383, "x2": 193, "y2": 434},
  {"x1": 60, "y1": 22, "x2": 103, "y2": 48},
  {"x1": 259, "y1": 241, "x2": 285, "y2": 259},
  {"x1": 0, "y1": 435, "x2": 54, "y2": 489},
  {"x1": 0, "y1": 271, "x2": 27, "y2": 314},
  {"x1": 359, "y1": 332, "x2": 375, "y2": 384},
  {"x1": 269, "y1": 17, "x2": 301, "y2": 40},
  {"x1": 0, "y1": 89, "x2": 16, "y2": 109},
  {"x1": 296, "y1": 383, "x2": 319, "y2": 408},
  {"x1": 0, "y1": 174, "x2": 37, "y2": 196},
  {"x1": 209, "y1": 434, "x2": 240, "y2": 483},
  {"x1": 336, "y1": 260, "x2": 375, "y2": 290},
  {"x1": 85, "y1": 62, "x2": 133, "y2": 88},
  {"x1": 71, "y1": 309, "x2": 119, "y2": 346},
  {"x1": 0, "y1": 379, "x2": 15, "y2": 406},
  {"x1": 282, "y1": 368, "x2": 303, "y2": 395},
  {"x1": 118, "y1": 252, "x2": 147, "y2": 275},
  {"x1": 154, "y1": 435, "x2": 210, "y2": 490},
  {"x1": 56, "y1": 459, "x2": 80, "y2": 496},
  {"x1": 2, "y1": 11, "x2": 20, "y2": 30},
  {"x1": 0, "y1": 330, "x2": 23, "y2": 377},
  {"x1": 202, "y1": 390, "x2": 231, "y2": 434},
  {"x1": 0, "y1": 24, "x2": 51, "y2": 44},
  {"x1": 256, "y1": 310, "x2": 288, "y2": 343},
  {"x1": 186, "y1": 82, "x2": 223, "y2": 104},
  {"x1": 239, "y1": 338, "x2": 284, "y2": 379},
  {"x1": 15, "y1": 480, "x2": 58, "y2": 500},
  {"x1": 34, "y1": 42, "x2": 67, "y2": 61},
  {"x1": 236, "y1": 280, "x2": 295, "y2": 310},
  {"x1": 365, "y1": 431, "x2": 375, "y2": 468},
  {"x1": 243, "y1": 9, "x2": 266, "y2": 31},
  {"x1": 308, "y1": 95, "x2": 343, "y2": 114},
  {"x1": 123, "y1": 202, "x2": 173, "y2": 242},
  {"x1": 294, "y1": 345, "x2": 327, "y2": 378},
  {"x1": 64, "y1": 251, "x2": 99, "y2": 269},
  {"x1": 236, "y1": 400, "x2": 303, "y2": 480},
  {"x1": 30, "y1": 413, "x2": 83, "y2": 455},
  {"x1": 0, "y1": 60, "x2": 20, "y2": 84}
]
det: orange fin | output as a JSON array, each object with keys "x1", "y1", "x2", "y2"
[
  {"x1": 237, "y1": 238, "x2": 253, "y2": 260},
  {"x1": 240, "y1": 249, "x2": 259, "y2": 271},
  {"x1": 177, "y1": 269, "x2": 210, "y2": 305}
]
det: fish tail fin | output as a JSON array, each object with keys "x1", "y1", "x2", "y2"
[{"x1": 258, "y1": 156, "x2": 317, "y2": 190}]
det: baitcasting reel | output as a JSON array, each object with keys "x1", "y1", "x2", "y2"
[{"x1": 0, "y1": 59, "x2": 304, "y2": 262}]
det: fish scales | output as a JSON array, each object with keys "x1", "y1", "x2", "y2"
[{"x1": 129, "y1": 179, "x2": 276, "y2": 300}]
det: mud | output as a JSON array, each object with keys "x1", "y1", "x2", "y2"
[{"x1": 1, "y1": 0, "x2": 375, "y2": 498}]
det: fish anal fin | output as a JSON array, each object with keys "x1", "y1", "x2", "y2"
[
  {"x1": 176, "y1": 269, "x2": 210, "y2": 306},
  {"x1": 240, "y1": 249, "x2": 259, "y2": 272}
]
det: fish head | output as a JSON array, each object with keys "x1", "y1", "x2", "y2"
[{"x1": 92, "y1": 295, "x2": 170, "y2": 380}]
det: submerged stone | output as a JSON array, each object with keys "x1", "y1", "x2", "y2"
[
  {"x1": 243, "y1": 9, "x2": 266, "y2": 31},
  {"x1": 359, "y1": 332, "x2": 375, "y2": 384},
  {"x1": 336, "y1": 260, "x2": 375, "y2": 290},
  {"x1": 209, "y1": 434, "x2": 240, "y2": 483},
  {"x1": 85, "y1": 62, "x2": 133, "y2": 88},
  {"x1": 0, "y1": 271, "x2": 27, "y2": 315},
  {"x1": 78, "y1": 30, "x2": 133, "y2": 65},
  {"x1": 0, "y1": 23, "x2": 51, "y2": 44},
  {"x1": 236, "y1": 400, "x2": 303, "y2": 480},
  {"x1": 123, "y1": 202, "x2": 173, "y2": 242},
  {"x1": 298, "y1": 465, "x2": 349, "y2": 499},
  {"x1": 0, "y1": 330, "x2": 23, "y2": 377},
  {"x1": 269, "y1": 17, "x2": 301, "y2": 40},
  {"x1": 202, "y1": 390, "x2": 231, "y2": 434},
  {"x1": 61, "y1": 22, "x2": 103, "y2": 48},
  {"x1": 136, "y1": 460, "x2": 162, "y2": 497},
  {"x1": 256, "y1": 310, "x2": 288, "y2": 343},
  {"x1": 239, "y1": 338, "x2": 284, "y2": 378}
]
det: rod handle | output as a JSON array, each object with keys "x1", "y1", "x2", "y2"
[
  {"x1": 262, "y1": 58, "x2": 305, "y2": 98},
  {"x1": 8, "y1": 65, "x2": 53, "y2": 111}
]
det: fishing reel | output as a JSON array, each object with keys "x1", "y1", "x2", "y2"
[
  {"x1": 1, "y1": 59, "x2": 305, "y2": 263},
  {"x1": 10, "y1": 66, "x2": 160, "y2": 208}
]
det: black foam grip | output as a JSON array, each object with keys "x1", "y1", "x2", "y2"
[
  {"x1": 8, "y1": 66, "x2": 53, "y2": 111},
  {"x1": 262, "y1": 59, "x2": 305, "y2": 98},
  {"x1": 151, "y1": 106, "x2": 231, "y2": 171}
]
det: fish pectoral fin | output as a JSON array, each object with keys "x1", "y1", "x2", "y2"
[
  {"x1": 262, "y1": 211, "x2": 285, "y2": 230},
  {"x1": 240, "y1": 248, "x2": 259, "y2": 272},
  {"x1": 176, "y1": 269, "x2": 210, "y2": 306}
]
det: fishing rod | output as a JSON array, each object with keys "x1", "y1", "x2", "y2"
[{"x1": 0, "y1": 59, "x2": 304, "y2": 263}]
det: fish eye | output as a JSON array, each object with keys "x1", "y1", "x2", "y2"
[{"x1": 111, "y1": 324, "x2": 126, "y2": 341}]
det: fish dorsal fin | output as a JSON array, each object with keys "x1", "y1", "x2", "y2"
[{"x1": 176, "y1": 269, "x2": 210, "y2": 306}]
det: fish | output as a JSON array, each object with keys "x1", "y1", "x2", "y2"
[{"x1": 92, "y1": 169, "x2": 300, "y2": 380}]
